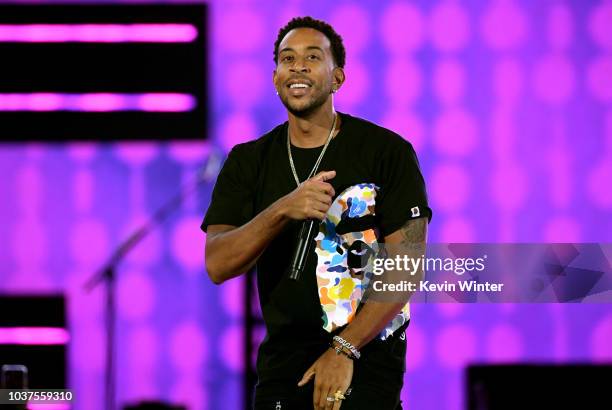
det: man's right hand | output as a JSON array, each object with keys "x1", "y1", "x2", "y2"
[
  {"x1": 280, "y1": 170, "x2": 336, "y2": 221},
  {"x1": 205, "y1": 170, "x2": 336, "y2": 284}
]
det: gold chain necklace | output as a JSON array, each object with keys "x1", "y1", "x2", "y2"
[{"x1": 287, "y1": 113, "x2": 338, "y2": 186}]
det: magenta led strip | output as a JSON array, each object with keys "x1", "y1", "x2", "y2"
[
  {"x1": 0, "y1": 93, "x2": 197, "y2": 112},
  {"x1": 0, "y1": 327, "x2": 69, "y2": 345},
  {"x1": 28, "y1": 404, "x2": 71, "y2": 410},
  {"x1": 0, "y1": 24, "x2": 197, "y2": 42}
]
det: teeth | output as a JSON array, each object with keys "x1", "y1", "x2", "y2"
[{"x1": 289, "y1": 83, "x2": 309, "y2": 89}]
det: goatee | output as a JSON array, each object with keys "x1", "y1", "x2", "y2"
[{"x1": 279, "y1": 90, "x2": 330, "y2": 118}]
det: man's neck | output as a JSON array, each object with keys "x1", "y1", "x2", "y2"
[{"x1": 288, "y1": 105, "x2": 341, "y2": 148}]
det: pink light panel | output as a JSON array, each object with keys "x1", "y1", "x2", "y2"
[
  {"x1": 28, "y1": 404, "x2": 71, "y2": 410},
  {"x1": 0, "y1": 327, "x2": 69, "y2": 345},
  {"x1": 0, "y1": 93, "x2": 197, "y2": 112},
  {"x1": 0, "y1": 24, "x2": 197, "y2": 42}
]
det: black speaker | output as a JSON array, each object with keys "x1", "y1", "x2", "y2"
[{"x1": 466, "y1": 364, "x2": 612, "y2": 410}]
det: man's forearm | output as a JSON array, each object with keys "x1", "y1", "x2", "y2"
[
  {"x1": 205, "y1": 198, "x2": 289, "y2": 283},
  {"x1": 337, "y1": 300, "x2": 406, "y2": 350},
  {"x1": 206, "y1": 171, "x2": 337, "y2": 284},
  {"x1": 338, "y1": 268, "x2": 422, "y2": 349},
  {"x1": 338, "y1": 217, "x2": 428, "y2": 349}
]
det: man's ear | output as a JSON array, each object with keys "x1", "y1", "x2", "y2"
[
  {"x1": 332, "y1": 67, "x2": 346, "y2": 92},
  {"x1": 272, "y1": 68, "x2": 279, "y2": 93}
]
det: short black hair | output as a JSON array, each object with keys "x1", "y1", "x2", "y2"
[{"x1": 273, "y1": 16, "x2": 346, "y2": 68}]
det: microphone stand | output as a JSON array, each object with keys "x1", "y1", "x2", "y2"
[{"x1": 83, "y1": 151, "x2": 222, "y2": 410}]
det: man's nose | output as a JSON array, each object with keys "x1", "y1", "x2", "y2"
[{"x1": 290, "y1": 57, "x2": 310, "y2": 73}]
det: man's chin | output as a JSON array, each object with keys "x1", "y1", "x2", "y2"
[
  {"x1": 287, "y1": 106, "x2": 313, "y2": 116},
  {"x1": 282, "y1": 99, "x2": 320, "y2": 117}
]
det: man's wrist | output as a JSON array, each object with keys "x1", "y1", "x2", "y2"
[
  {"x1": 267, "y1": 196, "x2": 290, "y2": 226},
  {"x1": 338, "y1": 330, "x2": 365, "y2": 351},
  {"x1": 271, "y1": 196, "x2": 289, "y2": 221},
  {"x1": 329, "y1": 340, "x2": 358, "y2": 361},
  {"x1": 332, "y1": 335, "x2": 361, "y2": 359}
]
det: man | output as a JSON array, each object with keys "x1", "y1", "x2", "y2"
[{"x1": 202, "y1": 16, "x2": 431, "y2": 410}]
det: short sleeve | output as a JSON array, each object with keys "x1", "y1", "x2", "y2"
[
  {"x1": 201, "y1": 145, "x2": 255, "y2": 232},
  {"x1": 376, "y1": 136, "x2": 432, "y2": 237}
]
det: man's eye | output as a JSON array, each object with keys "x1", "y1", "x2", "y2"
[
  {"x1": 282, "y1": 56, "x2": 293, "y2": 62},
  {"x1": 308, "y1": 55, "x2": 319, "y2": 60}
]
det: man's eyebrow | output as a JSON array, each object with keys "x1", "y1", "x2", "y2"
[{"x1": 279, "y1": 46, "x2": 325, "y2": 54}]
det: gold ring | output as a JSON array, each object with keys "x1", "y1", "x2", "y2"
[{"x1": 334, "y1": 390, "x2": 346, "y2": 400}]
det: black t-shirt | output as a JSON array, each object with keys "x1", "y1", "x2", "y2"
[{"x1": 201, "y1": 111, "x2": 431, "y2": 383}]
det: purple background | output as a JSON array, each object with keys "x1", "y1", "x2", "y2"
[{"x1": 1, "y1": 0, "x2": 611, "y2": 409}]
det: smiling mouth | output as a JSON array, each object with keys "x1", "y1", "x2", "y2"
[
  {"x1": 288, "y1": 83, "x2": 311, "y2": 89},
  {"x1": 287, "y1": 82, "x2": 312, "y2": 97}
]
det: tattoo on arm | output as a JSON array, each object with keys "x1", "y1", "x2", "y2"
[{"x1": 399, "y1": 217, "x2": 427, "y2": 250}]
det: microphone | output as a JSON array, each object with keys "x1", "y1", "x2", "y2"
[{"x1": 288, "y1": 219, "x2": 319, "y2": 280}]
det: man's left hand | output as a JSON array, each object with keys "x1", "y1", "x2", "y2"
[{"x1": 298, "y1": 348, "x2": 353, "y2": 409}]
